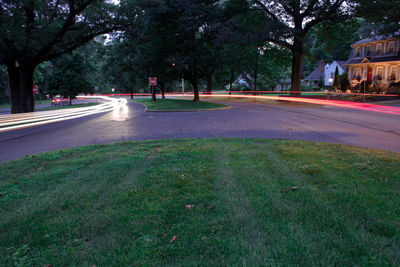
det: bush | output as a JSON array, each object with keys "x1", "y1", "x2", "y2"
[
  {"x1": 336, "y1": 72, "x2": 350, "y2": 92},
  {"x1": 387, "y1": 82, "x2": 400, "y2": 95},
  {"x1": 301, "y1": 85, "x2": 314, "y2": 91}
]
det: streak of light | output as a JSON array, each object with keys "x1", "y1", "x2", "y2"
[
  {"x1": 0, "y1": 96, "x2": 127, "y2": 133},
  {"x1": 168, "y1": 93, "x2": 400, "y2": 116}
]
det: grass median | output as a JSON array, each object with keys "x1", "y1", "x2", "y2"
[
  {"x1": 133, "y1": 98, "x2": 228, "y2": 111},
  {"x1": 36, "y1": 102, "x2": 98, "y2": 111},
  {"x1": 1, "y1": 139, "x2": 400, "y2": 266}
]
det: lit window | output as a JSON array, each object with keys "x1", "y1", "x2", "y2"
[
  {"x1": 388, "y1": 41, "x2": 395, "y2": 54},
  {"x1": 355, "y1": 47, "x2": 361, "y2": 57},
  {"x1": 353, "y1": 68, "x2": 362, "y2": 80},
  {"x1": 366, "y1": 46, "x2": 371, "y2": 56},
  {"x1": 376, "y1": 67, "x2": 384, "y2": 80},
  {"x1": 376, "y1": 43, "x2": 383, "y2": 56},
  {"x1": 389, "y1": 66, "x2": 397, "y2": 81}
]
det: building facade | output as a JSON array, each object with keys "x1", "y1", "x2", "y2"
[
  {"x1": 324, "y1": 61, "x2": 346, "y2": 86},
  {"x1": 346, "y1": 33, "x2": 400, "y2": 89},
  {"x1": 303, "y1": 61, "x2": 325, "y2": 87}
]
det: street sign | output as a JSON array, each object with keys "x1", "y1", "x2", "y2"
[
  {"x1": 33, "y1": 85, "x2": 38, "y2": 94},
  {"x1": 95, "y1": 86, "x2": 99, "y2": 91},
  {"x1": 149, "y1": 77, "x2": 157, "y2": 86}
]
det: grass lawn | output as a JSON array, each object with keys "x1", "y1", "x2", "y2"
[
  {"x1": 202, "y1": 96, "x2": 322, "y2": 108},
  {"x1": 0, "y1": 102, "x2": 11, "y2": 109},
  {"x1": 36, "y1": 102, "x2": 98, "y2": 111},
  {"x1": 1, "y1": 139, "x2": 400, "y2": 266},
  {"x1": 0, "y1": 100, "x2": 52, "y2": 110},
  {"x1": 134, "y1": 98, "x2": 228, "y2": 111}
]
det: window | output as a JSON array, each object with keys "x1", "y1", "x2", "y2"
[
  {"x1": 388, "y1": 41, "x2": 395, "y2": 54},
  {"x1": 376, "y1": 67, "x2": 384, "y2": 80},
  {"x1": 331, "y1": 72, "x2": 334, "y2": 79},
  {"x1": 376, "y1": 43, "x2": 383, "y2": 56},
  {"x1": 366, "y1": 45, "x2": 371, "y2": 56},
  {"x1": 388, "y1": 66, "x2": 397, "y2": 81},
  {"x1": 353, "y1": 68, "x2": 362, "y2": 80},
  {"x1": 355, "y1": 47, "x2": 361, "y2": 57}
]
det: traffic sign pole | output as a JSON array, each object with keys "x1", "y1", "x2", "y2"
[{"x1": 149, "y1": 77, "x2": 157, "y2": 101}]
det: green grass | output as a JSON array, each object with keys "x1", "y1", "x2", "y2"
[
  {"x1": 0, "y1": 100, "x2": 52, "y2": 110},
  {"x1": 0, "y1": 103, "x2": 11, "y2": 109},
  {"x1": 1, "y1": 139, "x2": 400, "y2": 266},
  {"x1": 134, "y1": 98, "x2": 228, "y2": 111},
  {"x1": 203, "y1": 96, "x2": 322, "y2": 108},
  {"x1": 36, "y1": 102, "x2": 98, "y2": 111}
]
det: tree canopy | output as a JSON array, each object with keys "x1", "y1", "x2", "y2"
[
  {"x1": 0, "y1": 0, "x2": 123, "y2": 113},
  {"x1": 1, "y1": 0, "x2": 399, "y2": 112},
  {"x1": 252, "y1": 0, "x2": 351, "y2": 93}
]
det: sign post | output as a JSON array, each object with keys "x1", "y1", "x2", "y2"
[
  {"x1": 32, "y1": 85, "x2": 38, "y2": 94},
  {"x1": 149, "y1": 77, "x2": 157, "y2": 101}
]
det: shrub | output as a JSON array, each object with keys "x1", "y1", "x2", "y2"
[
  {"x1": 301, "y1": 85, "x2": 314, "y2": 91},
  {"x1": 387, "y1": 82, "x2": 400, "y2": 95},
  {"x1": 337, "y1": 73, "x2": 350, "y2": 92}
]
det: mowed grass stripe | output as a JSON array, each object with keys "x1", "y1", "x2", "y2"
[
  {"x1": 0, "y1": 139, "x2": 399, "y2": 266},
  {"x1": 133, "y1": 98, "x2": 228, "y2": 111}
]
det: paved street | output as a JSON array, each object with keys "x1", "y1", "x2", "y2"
[{"x1": 0, "y1": 100, "x2": 399, "y2": 161}]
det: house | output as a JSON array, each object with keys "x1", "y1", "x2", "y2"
[
  {"x1": 303, "y1": 61, "x2": 325, "y2": 87},
  {"x1": 346, "y1": 32, "x2": 400, "y2": 89},
  {"x1": 275, "y1": 79, "x2": 291, "y2": 91},
  {"x1": 324, "y1": 61, "x2": 346, "y2": 86}
]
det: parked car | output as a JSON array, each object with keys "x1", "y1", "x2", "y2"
[{"x1": 51, "y1": 96, "x2": 69, "y2": 107}]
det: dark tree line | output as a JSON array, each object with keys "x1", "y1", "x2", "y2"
[{"x1": 0, "y1": 0, "x2": 399, "y2": 112}]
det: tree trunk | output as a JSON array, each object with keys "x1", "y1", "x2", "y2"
[
  {"x1": 69, "y1": 98, "x2": 72, "y2": 106},
  {"x1": 253, "y1": 54, "x2": 259, "y2": 95},
  {"x1": 151, "y1": 86, "x2": 157, "y2": 101},
  {"x1": 291, "y1": 38, "x2": 303, "y2": 96},
  {"x1": 206, "y1": 72, "x2": 213, "y2": 94},
  {"x1": 192, "y1": 66, "x2": 200, "y2": 102},
  {"x1": 160, "y1": 82, "x2": 166, "y2": 99},
  {"x1": 191, "y1": 78, "x2": 200, "y2": 101},
  {"x1": 229, "y1": 68, "x2": 234, "y2": 95},
  {"x1": 130, "y1": 88, "x2": 133, "y2": 99},
  {"x1": 8, "y1": 62, "x2": 35, "y2": 113}
]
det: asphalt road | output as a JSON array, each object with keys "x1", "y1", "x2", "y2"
[{"x1": 1, "y1": 100, "x2": 400, "y2": 161}]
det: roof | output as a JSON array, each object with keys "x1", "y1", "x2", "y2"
[
  {"x1": 346, "y1": 55, "x2": 400, "y2": 65},
  {"x1": 304, "y1": 67, "x2": 324, "y2": 81},
  {"x1": 335, "y1": 60, "x2": 347, "y2": 71},
  {"x1": 352, "y1": 32, "x2": 400, "y2": 46}
]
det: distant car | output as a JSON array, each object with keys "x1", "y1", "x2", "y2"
[{"x1": 51, "y1": 97, "x2": 69, "y2": 107}]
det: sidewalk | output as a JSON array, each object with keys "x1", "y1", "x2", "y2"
[{"x1": 372, "y1": 100, "x2": 400, "y2": 107}]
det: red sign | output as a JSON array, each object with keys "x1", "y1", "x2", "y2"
[
  {"x1": 33, "y1": 85, "x2": 38, "y2": 94},
  {"x1": 149, "y1": 77, "x2": 157, "y2": 86}
]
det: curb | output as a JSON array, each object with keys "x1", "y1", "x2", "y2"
[{"x1": 133, "y1": 101, "x2": 232, "y2": 112}]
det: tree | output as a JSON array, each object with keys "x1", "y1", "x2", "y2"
[
  {"x1": 0, "y1": 0, "x2": 122, "y2": 113},
  {"x1": 173, "y1": 0, "x2": 224, "y2": 101},
  {"x1": 356, "y1": 0, "x2": 400, "y2": 33},
  {"x1": 252, "y1": 0, "x2": 350, "y2": 94},
  {"x1": 302, "y1": 18, "x2": 372, "y2": 77},
  {"x1": 333, "y1": 66, "x2": 339, "y2": 90},
  {"x1": 55, "y1": 52, "x2": 92, "y2": 105},
  {"x1": 0, "y1": 65, "x2": 9, "y2": 104}
]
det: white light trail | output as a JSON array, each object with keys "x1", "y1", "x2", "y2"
[{"x1": 0, "y1": 96, "x2": 127, "y2": 133}]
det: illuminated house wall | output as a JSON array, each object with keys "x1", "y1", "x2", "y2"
[{"x1": 346, "y1": 33, "x2": 400, "y2": 88}]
